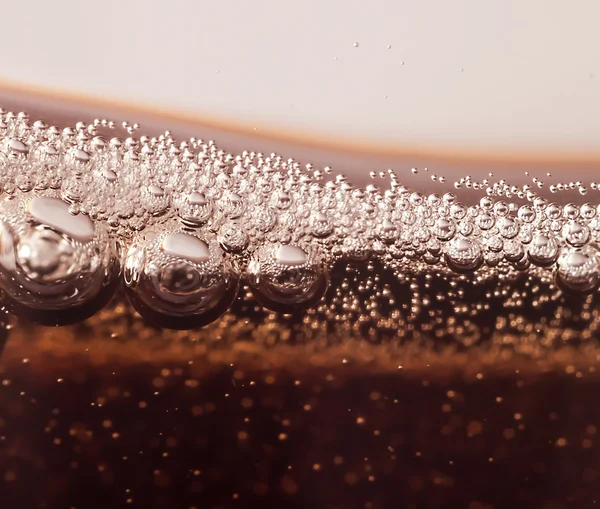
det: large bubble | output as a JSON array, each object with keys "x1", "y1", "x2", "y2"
[
  {"x1": 444, "y1": 236, "x2": 483, "y2": 273},
  {"x1": 555, "y1": 246, "x2": 600, "y2": 294},
  {"x1": 247, "y1": 244, "x2": 328, "y2": 311},
  {"x1": 0, "y1": 196, "x2": 121, "y2": 325},
  {"x1": 124, "y1": 230, "x2": 238, "y2": 328}
]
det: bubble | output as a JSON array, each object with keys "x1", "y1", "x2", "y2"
[
  {"x1": 457, "y1": 219, "x2": 474, "y2": 237},
  {"x1": 310, "y1": 212, "x2": 333, "y2": 238},
  {"x1": 479, "y1": 196, "x2": 494, "y2": 210},
  {"x1": 513, "y1": 254, "x2": 531, "y2": 271},
  {"x1": 498, "y1": 216, "x2": 520, "y2": 239},
  {"x1": 62, "y1": 178, "x2": 85, "y2": 203},
  {"x1": 7, "y1": 138, "x2": 28, "y2": 156},
  {"x1": 555, "y1": 246, "x2": 600, "y2": 294},
  {"x1": 545, "y1": 203, "x2": 562, "y2": 220},
  {"x1": 142, "y1": 185, "x2": 170, "y2": 216},
  {"x1": 248, "y1": 244, "x2": 327, "y2": 311},
  {"x1": 527, "y1": 232, "x2": 559, "y2": 267},
  {"x1": 562, "y1": 220, "x2": 590, "y2": 248},
  {"x1": 177, "y1": 192, "x2": 213, "y2": 226},
  {"x1": 494, "y1": 201, "x2": 509, "y2": 217},
  {"x1": 504, "y1": 239, "x2": 524, "y2": 263},
  {"x1": 220, "y1": 192, "x2": 245, "y2": 219},
  {"x1": 486, "y1": 236, "x2": 503, "y2": 253},
  {"x1": 218, "y1": 222, "x2": 249, "y2": 253},
  {"x1": 0, "y1": 196, "x2": 121, "y2": 325},
  {"x1": 377, "y1": 219, "x2": 398, "y2": 244},
  {"x1": 563, "y1": 203, "x2": 580, "y2": 220},
  {"x1": 450, "y1": 203, "x2": 467, "y2": 220},
  {"x1": 432, "y1": 218, "x2": 456, "y2": 241},
  {"x1": 274, "y1": 190, "x2": 293, "y2": 210},
  {"x1": 102, "y1": 168, "x2": 118, "y2": 182},
  {"x1": 444, "y1": 236, "x2": 483, "y2": 273},
  {"x1": 518, "y1": 205, "x2": 536, "y2": 223},
  {"x1": 124, "y1": 231, "x2": 238, "y2": 328},
  {"x1": 70, "y1": 147, "x2": 91, "y2": 165},
  {"x1": 28, "y1": 196, "x2": 95, "y2": 241},
  {"x1": 477, "y1": 213, "x2": 495, "y2": 231},
  {"x1": 485, "y1": 250, "x2": 502, "y2": 267},
  {"x1": 581, "y1": 203, "x2": 597, "y2": 219}
]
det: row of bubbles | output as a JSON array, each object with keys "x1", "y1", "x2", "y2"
[
  {"x1": 0, "y1": 110, "x2": 599, "y2": 328},
  {"x1": 0, "y1": 195, "x2": 327, "y2": 327}
]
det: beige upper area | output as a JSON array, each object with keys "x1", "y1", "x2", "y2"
[{"x1": 0, "y1": 0, "x2": 599, "y2": 157}]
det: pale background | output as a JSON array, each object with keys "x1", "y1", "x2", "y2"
[{"x1": 0, "y1": 0, "x2": 599, "y2": 161}]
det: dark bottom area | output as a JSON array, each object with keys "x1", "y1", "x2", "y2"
[{"x1": 1, "y1": 356, "x2": 599, "y2": 509}]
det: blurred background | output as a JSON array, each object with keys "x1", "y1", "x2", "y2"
[{"x1": 0, "y1": 0, "x2": 598, "y2": 169}]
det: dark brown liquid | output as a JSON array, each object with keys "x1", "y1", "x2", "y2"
[
  {"x1": 1, "y1": 264, "x2": 600, "y2": 509},
  {"x1": 1, "y1": 338, "x2": 600, "y2": 509}
]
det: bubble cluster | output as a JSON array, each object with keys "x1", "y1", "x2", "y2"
[{"x1": 0, "y1": 108, "x2": 599, "y2": 327}]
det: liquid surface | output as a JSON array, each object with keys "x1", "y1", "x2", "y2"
[{"x1": 0, "y1": 109, "x2": 599, "y2": 328}]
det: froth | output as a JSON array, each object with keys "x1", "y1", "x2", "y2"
[{"x1": 0, "y1": 108, "x2": 599, "y2": 330}]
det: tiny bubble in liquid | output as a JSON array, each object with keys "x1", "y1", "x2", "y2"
[{"x1": 353, "y1": 42, "x2": 359, "y2": 48}]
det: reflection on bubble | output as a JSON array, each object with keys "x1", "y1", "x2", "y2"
[
  {"x1": 124, "y1": 230, "x2": 238, "y2": 329},
  {"x1": 527, "y1": 232, "x2": 559, "y2": 267},
  {"x1": 177, "y1": 192, "x2": 213, "y2": 227},
  {"x1": 556, "y1": 246, "x2": 600, "y2": 294},
  {"x1": 444, "y1": 236, "x2": 483, "y2": 273},
  {"x1": 248, "y1": 244, "x2": 328, "y2": 311},
  {"x1": 0, "y1": 196, "x2": 121, "y2": 325}
]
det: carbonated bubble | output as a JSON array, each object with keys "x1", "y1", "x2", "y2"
[
  {"x1": 218, "y1": 222, "x2": 249, "y2": 253},
  {"x1": 563, "y1": 221, "x2": 590, "y2": 248},
  {"x1": 433, "y1": 218, "x2": 456, "y2": 241},
  {"x1": 177, "y1": 192, "x2": 213, "y2": 226},
  {"x1": 377, "y1": 219, "x2": 398, "y2": 244},
  {"x1": 248, "y1": 244, "x2": 327, "y2": 310},
  {"x1": 518, "y1": 205, "x2": 536, "y2": 223},
  {"x1": 444, "y1": 236, "x2": 483, "y2": 273},
  {"x1": 142, "y1": 185, "x2": 170, "y2": 216},
  {"x1": 498, "y1": 217, "x2": 520, "y2": 239},
  {"x1": 220, "y1": 192, "x2": 245, "y2": 219},
  {"x1": 0, "y1": 196, "x2": 121, "y2": 325},
  {"x1": 310, "y1": 212, "x2": 333, "y2": 239},
  {"x1": 2, "y1": 108, "x2": 600, "y2": 326},
  {"x1": 555, "y1": 246, "x2": 600, "y2": 293},
  {"x1": 342, "y1": 236, "x2": 370, "y2": 262},
  {"x1": 124, "y1": 230, "x2": 238, "y2": 328},
  {"x1": 527, "y1": 233, "x2": 560, "y2": 267}
]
